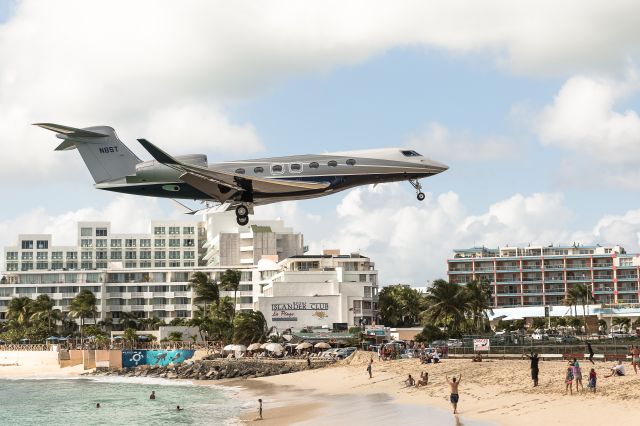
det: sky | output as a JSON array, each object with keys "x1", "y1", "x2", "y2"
[{"x1": 2, "y1": 1, "x2": 640, "y2": 286}]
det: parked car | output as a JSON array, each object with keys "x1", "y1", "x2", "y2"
[
  {"x1": 447, "y1": 339, "x2": 463, "y2": 347},
  {"x1": 553, "y1": 335, "x2": 580, "y2": 344},
  {"x1": 532, "y1": 331, "x2": 549, "y2": 341},
  {"x1": 335, "y1": 347, "x2": 357, "y2": 360},
  {"x1": 608, "y1": 331, "x2": 634, "y2": 339}
]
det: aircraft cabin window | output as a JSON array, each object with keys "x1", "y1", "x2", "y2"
[
  {"x1": 327, "y1": 160, "x2": 338, "y2": 167},
  {"x1": 346, "y1": 159, "x2": 356, "y2": 166},
  {"x1": 235, "y1": 168, "x2": 245, "y2": 174},
  {"x1": 271, "y1": 164, "x2": 284, "y2": 174},
  {"x1": 290, "y1": 163, "x2": 302, "y2": 173},
  {"x1": 400, "y1": 150, "x2": 422, "y2": 157},
  {"x1": 309, "y1": 162, "x2": 319, "y2": 169},
  {"x1": 254, "y1": 166, "x2": 264, "y2": 173}
]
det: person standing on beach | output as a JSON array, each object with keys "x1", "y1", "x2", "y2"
[
  {"x1": 526, "y1": 352, "x2": 540, "y2": 387},
  {"x1": 587, "y1": 368, "x2": 597, "y2": 393},
  {"x1": 367, "y1": 357, "x2": 373, "y2": 378},
  {"x1": 572, "y1": 358, "x2": 583, "y2": 392},
  {"x1": 586, "y1": 342, "x2": 595, "y2": 365},
  {"x1": 307, "y1": 353, "x2": 311, "y2": 368},
  {"x1": 565, "y1": 363, "x2": 574, "y2": 395},
  {"x1": 258, "y1": 399, "x2": 263, "y2": 420},
  {"x1": 446, "y1": 374, "x2": 461, "y2": 414}
]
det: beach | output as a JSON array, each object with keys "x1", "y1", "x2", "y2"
[{"x1": 241, "y1": 351, "x2": 640, "y2": 425}]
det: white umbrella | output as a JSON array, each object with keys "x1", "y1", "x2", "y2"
[
  {"x1": 247, "y1": 343, "x2": 262, "y2": 351},
  {"x1": 314, "y1": 342, "x2": 331, "y2": 349},
  {"x1": 232, "y1": 344, "x2": 247, "y2": 352},
  {"x1": 264, "y1": 343, "x2": 284, "y2": 352},
  {"x1": 223, "y1": 344, "x2": 235, "y2": 352},
  {"x1": 295, "y1": 342, "x2": 313, "y2": 350},
  {"x1": 260, "y1": 342, "x2": 270, "y2": 349}
]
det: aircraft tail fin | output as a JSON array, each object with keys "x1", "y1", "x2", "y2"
[{"x1": 34, "y1": 123, "x2": 142, "y2": 183}]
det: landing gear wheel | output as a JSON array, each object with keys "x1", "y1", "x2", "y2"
[
  {"x1": 417, "y1": 192, "x2": 426, "y2": 201},
  {"x1": 236, "y1": 215, "x2": 249, "y2": 226},
  {"x1": 235, "y1": 205, "x2": 249, "y2": 217}
]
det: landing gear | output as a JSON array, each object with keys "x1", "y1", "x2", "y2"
[
  {"x1": 235, "y1": 204, "x2": 250, "y2": 226},
  {"x1": 410, "y1": 179, "x2": 425, "y2": 201}
]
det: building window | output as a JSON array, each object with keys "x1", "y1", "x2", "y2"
[
  {"x1": 36, "y1": 252, "x2": 48, "y2": 260},
  {"x1": 183, "y1": 261, "x2": 195, "y2": 267},
  {"x1": 96, "y1": 262, "x2": 107, "y2": 269},
  {"x1": 183, "y1": 239, "x2": 194, "y2": 247},
  {"x1": 80, "y1": 239, "x2": 92, "y2": 248},
  {"x1": 125, "y1": 251, "x2": 137, "y2": 260},
  {"x1": 21, "y1": 240, "x2": 33, "y2": 250},
  {"x1": 327, "y1": 160, "x2": 338, "y2": 167},
  {"x1": 22, "y1": 252, "x2": 33, "y2": 260},
  {"x1": 21, "y1": 262, "x2": 33, "y2": 271},
  {"x1": 235, "y1": 168, "x2": 245, "y2": 174},
  {"x1": 154, "y1": 252, "x2": 166, "y2": 260},
  {"x1": 309, "y1": 162, "x2": 319, "y2": 169},
  {"x1": 96, "y1": 251, "x2": 108, "y2": 260},
  {"x1": 66, "y1": 252, "x2": 78, "y2": 260},
  {"x1": 140, "y1": 239, "x2": 151, "y2": 247},
  {"x1": 67, "y1": 262, "x2": 77, "y2": 269},
  {"x1": 183, "y1": 251, "x2": 195, "y2": 259},
  {"x1": 154, "y1": 227, "x2": 166, "y2": 235},
  {"x1": 169, "y1": 239, "x2": 180, "y2": 247},
  {"x1": 95, "y1": 228, "x2": 108, "y2": 237},
  {"x1": 169, "y1": 261, "x2": 181, "y2": 267},
  {"x1": 125, "y1": 239, "x2": 136, "y2": 248},
  {"x1": 346, "y1": 159, "x2": 356, "y2": 166},
  {"x1": 111, "y1": 239, "x2": 122, "y2": 248},
  {"x1": 6, "y1": 252, "x2": 18, "y2": 260},
  {"x1": 96, "y1": 239, "x2": 107, "y2": 248},
  {"x1": 154, "y1": 261, "x2": 166, "y2": 268},
  {"x1": 81, "y1": 261, "x2": 93, "y2": 270},
  {"x1": 36, "y1": 262, "x2": 48, "y2": 270},
  {"x1": 154, "y1": 239, "x2": 166, "y2": 248},
  {"x1": 125, "y1": 262, "x2": 137, "y2": 268},
  {"x1": 254, "y1": 166, "x2": 264, "y2": 173},
  {"x1": 271, "y1": 164, "x2": 284, "y2": 174},
  {"x1": 7, "y1": 263, "x2": 18, "y2": 271},
  {"x1": 110, "y1": 251, "x2": 122, "y2": 260},
  {"x1": 169, "y1": 251, "x2": 181, "y2": 259},
  {"x1": 140, "y1": 261, "x2": 152, "y2": 268},
  {"x1": 80, "y1": 227, "x2": 92, "y2": 237},
  {"x1": 140, "y1": 251, "x2": 151, "y2": 260},
  {"x1": 169, "y1": 226, "x2": 180, "y2": 235},
  {"x1": 183, "y1": 227, "x2": 194, "y2": 235},
  {"x1": 81, "y1": 252, "x2": 92, "y2": 260},
  {"x1": 36, "y1": 240, "x2": 49, "y2": 249},
  {"x1": 239, "y1": 296, "x2": 253, "y2": 304}
]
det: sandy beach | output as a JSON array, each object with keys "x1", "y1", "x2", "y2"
[{"x1": 241, "y1": 351, "x2": 640, "y2": 425}]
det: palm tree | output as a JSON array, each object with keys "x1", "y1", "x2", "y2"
[
  {"x1": 123, "y1": 327, "x2": 138, "y2": 349},
  {"x1": 572, "y1": 284, "x2": 594, "y2": 334},
  {"x1": 189, "y1": 272, "x2": 219, "y2": 316},
  {"x1": 612, "y1": 317, "x2": 631, "y2": 333},
  {"x1": 30, "y1": 294, "x2": 58, "y2": 335},
  {"x1": 598, "y1": 318, "x2": 608, "y2": 335},
  {"x1": 7, "y1": 297, "x2": 33, "y2": 327},
  {"x1": 220, "y1": 269, "x2": 242, "y2": 320},
  {"x1": 563, "y1": 288, "x2": 579, "y2": 317},
  {"x1": 422, "y1": 279, "x2": 470, "y2": 335},
  {"x1": 232, "y1": 311, "x2": 273, "y2": 345},
  {"x1": 169, "y1": 317, "x2": 186, "y2": 326},
  {"x1": 98, "y1": 318, "x2": 114, "y2": 333},
  {"x1": 464, "y1": 280, "x2": 493, "y2": 332},
  {"x1": 119, "y1": 312, "x2": 139, "y2": 330},
  {"x1": 69, "y1": 289, "x2": 97, "y2": 342}
]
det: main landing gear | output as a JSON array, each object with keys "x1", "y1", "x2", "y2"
[
  {"x1": 410, "y1": 179, "x2": 425, "y2": 201},
  {"x1": 235, "y1": 205, "x2": 250, "y2": 226}
]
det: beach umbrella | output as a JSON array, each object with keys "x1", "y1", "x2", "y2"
[
  {"x1": 58, "y1": 337, "x2": 68, "y2": 342},
  {"x1": 314, "y1": 342, "x2": 331, "y2": 349},
  {"x1": 247, "y1": 343, "x2": 262, "y2": 351},
  {"x1": 223, "y1": 344, "x2": 235, "y2": 352},
  {"x1": 232, "y1": 344, "x2": 247, "y2": 352},
  {"x1": 260, "y1": 342, "x2": 270, "y2": 349},
  {"x1": 264, "y1": 343, "x2": 284, "y2": 353},
  {"x1": 46, "y1": 336, "x2": 59, "y2": 341},
  {"x1": 295, "y1": 342, "x2": 312, "y2": 350},
  {"x1": 19, "y1": 338, "x2": 30, "y2": 343}
]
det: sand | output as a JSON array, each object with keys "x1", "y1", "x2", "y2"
[{"x1": 244, "y1": 351, "x2": 640, "y2": 425}]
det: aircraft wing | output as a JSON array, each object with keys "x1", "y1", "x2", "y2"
[{"x1": 137, "y1": 139, "x2": 330, "y2": 200}]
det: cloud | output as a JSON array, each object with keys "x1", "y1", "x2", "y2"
[
  {"x1": 2, "y1": 1, "x2": 640, "y2": 182},
  {"x1": 0, "y1": 196, "x2": 186, "y2": 252},
  {"x1": 405, "y1": 122, "x2": 519, "y2": 163}
]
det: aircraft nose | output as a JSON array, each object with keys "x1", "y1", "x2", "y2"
[{"x1": 421, "y1": 159, "x2": 449, "y2": 173}]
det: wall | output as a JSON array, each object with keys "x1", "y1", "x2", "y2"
[
  {"x1": 0, "y1": 351, "x2": 59, "y2": 367},
  {"x1": 121, "y1": 349, "x2": 195, "y2": 368}
]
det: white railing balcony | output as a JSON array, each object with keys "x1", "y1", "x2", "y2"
[
  {"x1": 174, "y1": 304, "x2": 190, "y2": 310},
  {"x1": 174, "y1": 291, "x2": 191, "y2": 297},
  {"x1": 240, "y1": 246, "x2": 254, "y2": 252},
  {"x1": 121, "y1": 305, "x2": 132, "y2": 312},
  {"x1": 130, "y1": 305, "x2": 146, "y2": 311},
  {"x1": 152, "y1": 304, "x2": 165, "y2": 310},
  {"x1": 106, "y1": 292, "x2": 122, "y2": 298},
  {"x1": 164, "y1": 304, "x2": 175, "y2": 311},
  {"x1": 152, "y1": 292, "x2": 166, "y2": 297},
  {"x1": 130, "y1": 292, "x2": 145, "y2": 298}
]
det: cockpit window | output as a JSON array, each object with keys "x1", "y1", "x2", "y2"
[{"x1": 401, "y1": 150, "x2": 422, "y2": 157}]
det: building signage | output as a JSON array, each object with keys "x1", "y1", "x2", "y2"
[{"x1": 271, "y1": 301, "x2": 329, "y2": 322}]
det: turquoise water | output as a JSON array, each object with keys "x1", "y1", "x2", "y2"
[{"x1": 0, "y1": 378, "x2": 242, "y2": 425}]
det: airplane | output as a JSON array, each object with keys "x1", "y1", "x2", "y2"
[{"x1": 35, "y1": 123, "x2": 449, "y2": 225}]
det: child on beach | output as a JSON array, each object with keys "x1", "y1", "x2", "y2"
[
  {"x1": 587, "y1": 368, "x2": 597, "y2": 393},
  {"x1": 572, "y1": 359, "x2": 583, "y2": 392},
  {"x1": 565, "y1": 363, "x2": 574, "y2": 395}
]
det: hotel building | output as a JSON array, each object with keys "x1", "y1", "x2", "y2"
[{"x1": 448, "y1": 244, "x2": 640, "y2": 308}]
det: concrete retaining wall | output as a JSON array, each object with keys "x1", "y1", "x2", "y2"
[{"x1": 0, "y1": 351, "x2": 60, "y2": 367}]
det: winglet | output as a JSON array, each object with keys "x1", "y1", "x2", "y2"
[{"x1": 137, "y1": 138, "x2": 180, "y2": 165}]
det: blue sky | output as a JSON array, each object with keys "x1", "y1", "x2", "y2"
[{"x1": 2, "y1": 1, "x2": 640, "y2": 284}]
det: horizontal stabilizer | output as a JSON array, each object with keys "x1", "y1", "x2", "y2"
[{"x1": 33, "y1": 123, "x2": 109, "y2": 138}]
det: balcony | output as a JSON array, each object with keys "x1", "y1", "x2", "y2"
[
  {"x1": 617, "y1": 276, "x2": 638, "y2": 281},
  {"x1": 174, "y1": 304, "x2": 190, "y2": 310},
  {"x1": 448, "y1": 270, "x2": 472, "y2": 274},
  {"x1": 544, "y1": 264, "x2": 564, "y2": 270}
]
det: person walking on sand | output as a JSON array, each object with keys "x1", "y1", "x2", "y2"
[
  {"x1": 257, "y1": 398, "x2": 263, "y2": 420},
  {"x1": 630, "y1": 345, "x2": 640, "y2": 374},
  {"x1": 526, "y1": 352, "x2": 540, "y2": 387},
  {"x1": 565, "y1": 363, "x2": 574, "y2": 395},
  {"x1": 446, "y1": 374, "x2": 462, "y2": 414},
  {"x1": 586, "y1": 342, "x2": 595, "y2": 365},
  {"x1": 367, "y1": 357, "x2": 373, "y2": 379}
]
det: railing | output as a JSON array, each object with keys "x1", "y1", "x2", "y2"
[{"x1": 448, "y1": 343, "x2": 636, "y2": 357}]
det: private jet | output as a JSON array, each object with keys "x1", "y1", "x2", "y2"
[{"x1": 35, "y1": 123, "x2": 448, "y2": 225}]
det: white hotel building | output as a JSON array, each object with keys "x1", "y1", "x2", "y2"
[{"x1": 1, "y1": 213, "x2": 378, "y2": 330}]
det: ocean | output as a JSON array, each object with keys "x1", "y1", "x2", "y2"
[{"x1": 0, "y1": 377, "x2": 243, "y2": 425}]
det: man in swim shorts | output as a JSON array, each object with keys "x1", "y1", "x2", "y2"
[
  {"x1": 630, "y1": 345, "x2": 640, "y2": 374},
  {"x1": 446, "y1": 374, "x2": 462, "y2": 414}
]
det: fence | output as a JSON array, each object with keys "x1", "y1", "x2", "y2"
[{"x1": 449, "y1": 343, "x2": 634, "y2": 357}]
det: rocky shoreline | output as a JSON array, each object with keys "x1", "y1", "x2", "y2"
[{"x1": 86, "y1": 358, "x2": 336, "y2": 381}]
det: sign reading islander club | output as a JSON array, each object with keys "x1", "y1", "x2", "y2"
[{"x1": 271, "y1": 301, "x2": 330, "y2": 322}]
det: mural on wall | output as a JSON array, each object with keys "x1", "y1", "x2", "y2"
[{"x1": 122, "y1": 350, "x2": 195, "y2": 368}]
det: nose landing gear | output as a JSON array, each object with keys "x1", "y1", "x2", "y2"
[
  {"x1": 235, "y1": 204, "x2": 250, "y2": 226},
  {"x1": 409, "y1": 179, "x2": 425, "y2": 201}
]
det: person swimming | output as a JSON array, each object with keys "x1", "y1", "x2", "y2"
[
  {"x1": 96, "y1": 403, "x2": 101, "y2": 408},
  {"x1": 149, "y1": 391, "x2": 156, "y2": 400},
  {"x1": 176, "y1": 405, "x2": 183, "y2": 411}
]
